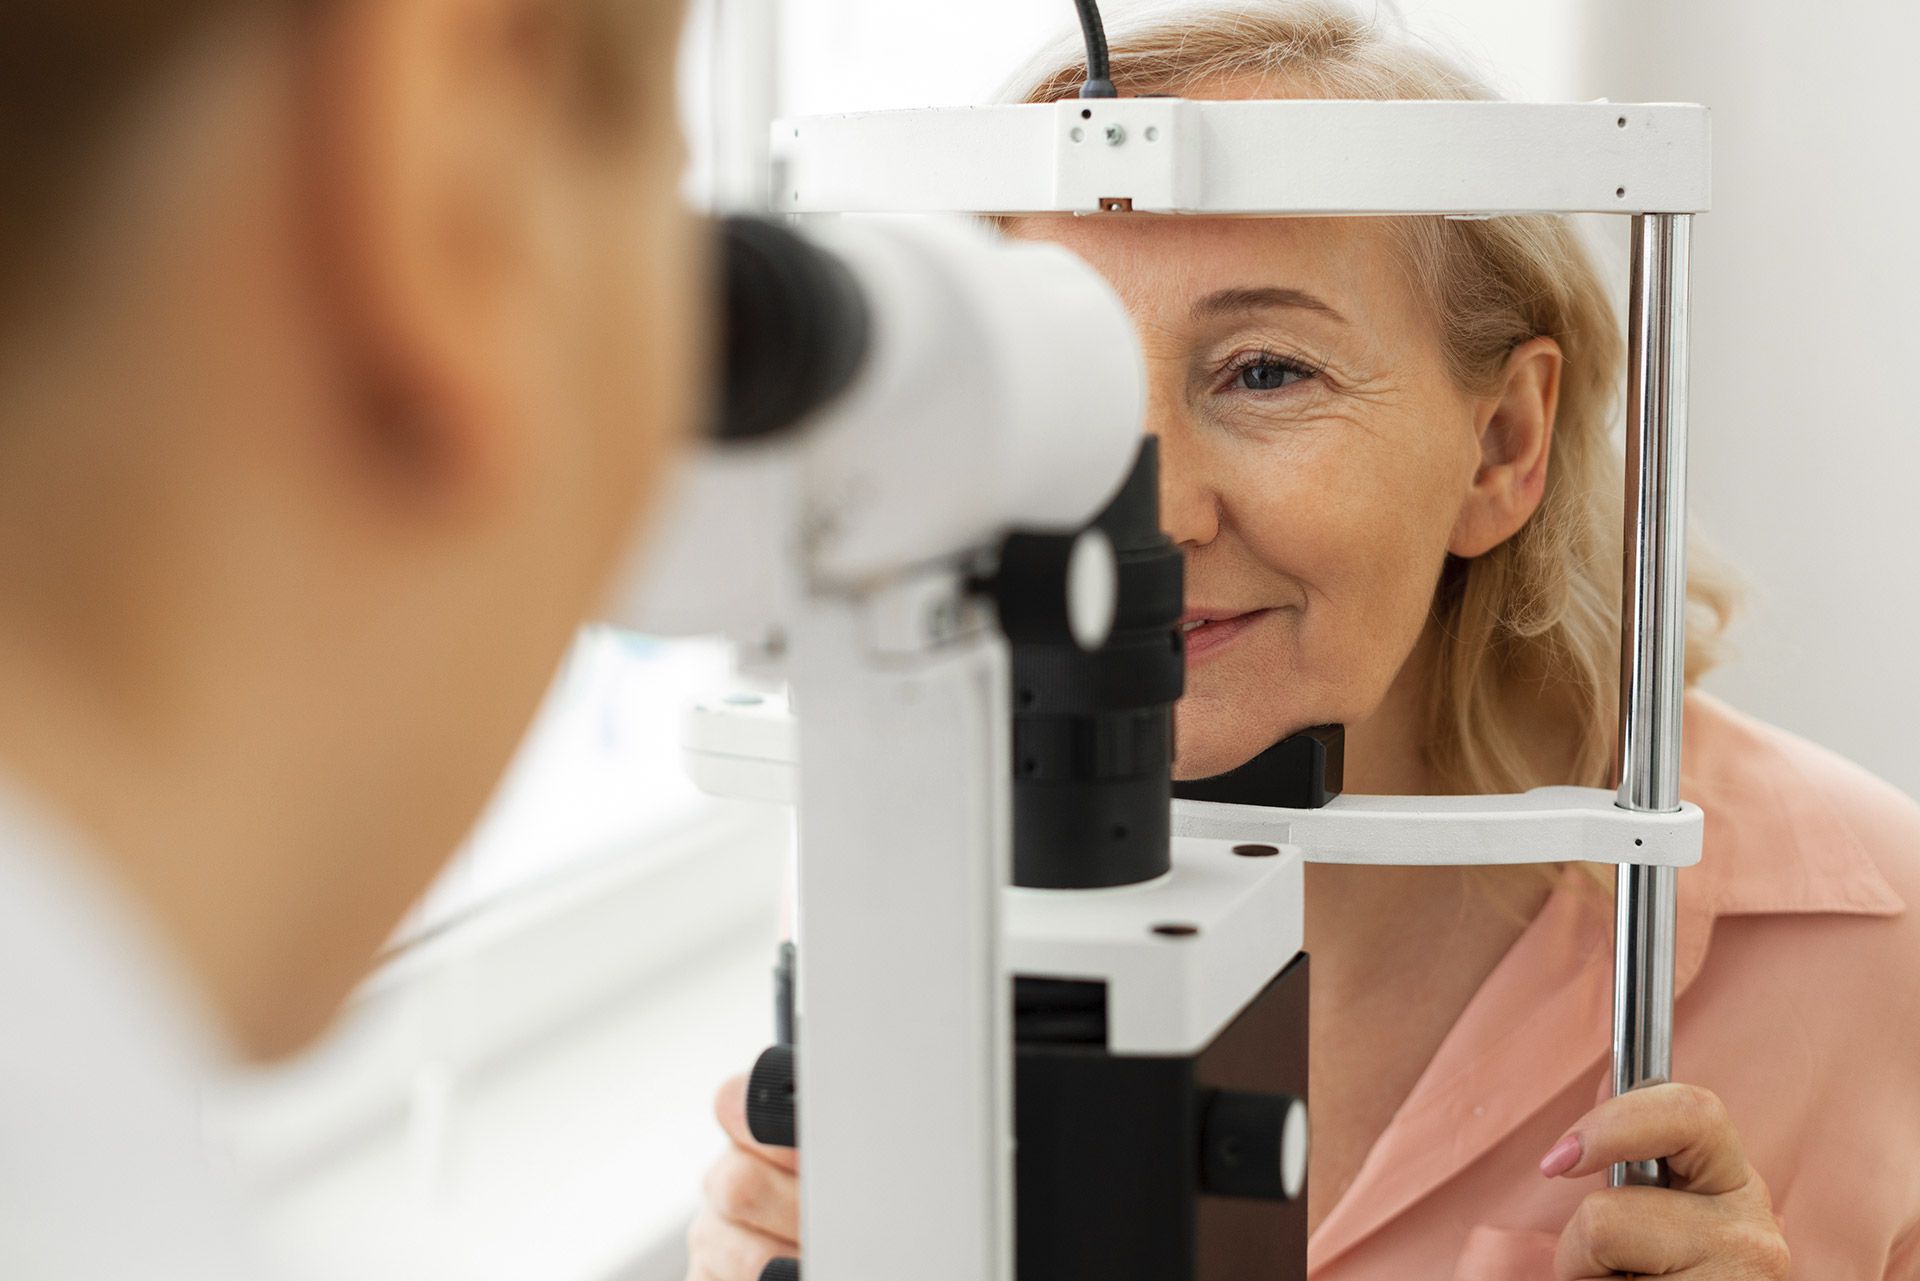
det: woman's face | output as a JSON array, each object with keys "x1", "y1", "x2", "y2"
[{"x1": 1009, "y1": 213, "x2": 1497, "y2": 780}]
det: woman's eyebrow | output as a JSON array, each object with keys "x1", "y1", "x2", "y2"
[{"x1": 1190, "y1": 286, "x2": 1348, "y2": 325}]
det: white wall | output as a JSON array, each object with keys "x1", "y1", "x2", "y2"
[
  {"x1": 1578, "y1": 1, "x2": 1920, "y2": 796},
  {"x1": 774, "y1": 0, "x2": 1583, "y2": 112}
]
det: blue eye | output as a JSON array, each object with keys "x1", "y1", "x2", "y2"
[{"x1": 1229, "y1": 352, "x2": 1318, "y2": 392}]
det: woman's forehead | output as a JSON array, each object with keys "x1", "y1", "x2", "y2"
[{"x1": 1007, "y1": 214, "x2": 1403, "y2": 324}]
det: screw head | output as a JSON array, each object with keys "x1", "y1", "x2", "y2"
[
  {"x1": 1104, "y1": 123, "x2": 1126, "y2": 146},
  {"x1": 926, "y1": 599, "x2": 961, "y2": 638}
]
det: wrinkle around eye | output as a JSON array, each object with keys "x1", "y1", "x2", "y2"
[
  {"x1": 1199, "y1": 380, "x2": 1401, "y2": 445},
  {"x1": 1210, "y1": 354, "x2": 1399, "y2": 405}
]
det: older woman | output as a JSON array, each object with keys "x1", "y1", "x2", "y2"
[{"x1": 687, "y1": 5, "x2": 1920, "y2": 1279}]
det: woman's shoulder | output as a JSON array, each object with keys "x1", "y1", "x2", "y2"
[
  {"x1": 1679, "y1": 695, "x2": 1920, "y2": 1248},
  {"x1": 1683, "y1": 690, "x2": 1920, "y2": 920}
]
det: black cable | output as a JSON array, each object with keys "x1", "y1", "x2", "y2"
[{"x1": 1072, "y1": 0, "x2": 1116, "y2": 98}]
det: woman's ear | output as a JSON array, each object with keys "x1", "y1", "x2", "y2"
[
  {"x1": 302, "y1": 0, "x2": 577, "y2": 514},
  {"x1": 1448, "y1": 336, "x2": 1563, "y2": 559}
]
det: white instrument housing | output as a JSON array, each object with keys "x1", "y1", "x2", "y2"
[
  {"x1": 618, "y1": 216, "x2": 1144, "y2": 639},
  {"x1": 1007, "y1": 841, "x2": 1306, "y2": 1057}
]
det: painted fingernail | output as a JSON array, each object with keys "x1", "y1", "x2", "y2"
[{"x1": 1538, "y1": 1134, "x2": 1582, "y2": 1178}]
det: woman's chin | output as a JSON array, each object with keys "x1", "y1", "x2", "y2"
[
  {"x1": 1172, "y1": 732, "x2": 1263, "y2": 782},
  {"x1": 1173, "y1": 694, "x2": 1295, "y2": 781}
]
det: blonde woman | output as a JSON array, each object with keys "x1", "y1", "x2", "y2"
[{"x1": 687, "y1": 5, "x2": 1920, "y2": 1279}]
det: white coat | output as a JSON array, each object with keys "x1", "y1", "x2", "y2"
[{"x1": 0, "y1": 783, "x2": 262, "y2": 1279}]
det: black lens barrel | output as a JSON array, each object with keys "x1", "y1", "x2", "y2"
[{"x1": 1011, "y1": 440, "x2": 1184, "y2": 889}]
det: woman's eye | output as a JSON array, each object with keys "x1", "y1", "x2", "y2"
[{"x1": 1235, "y1": 359, "x2": 1314, "y2": 392}]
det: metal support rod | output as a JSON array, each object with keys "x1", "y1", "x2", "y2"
[{"x1": 1611, "y1": 213, "x2": 1692, "y2": 1188}]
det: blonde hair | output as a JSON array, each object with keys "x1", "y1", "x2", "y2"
[{"x1": 1003, "y1": 0, "x2": 1737, "y2": 796}]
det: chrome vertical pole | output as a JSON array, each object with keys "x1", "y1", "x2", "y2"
[{"x1": 1612, "y1": 213, "x2": 1692, "y2": 1188}]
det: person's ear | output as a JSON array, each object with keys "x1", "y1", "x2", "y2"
[
  {"x1": 1447, "y1": 336, "x2": 1562, "y2": 559},
  {"x1": 303, "y1": 0, "x2": 581, "y2": 513}
]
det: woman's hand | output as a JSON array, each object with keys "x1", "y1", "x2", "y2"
[
  {"x1": 1542, "y1": 1082, "x2": 1790, "y2": 1279},
  {"x1": 686, "y1": 1073, "x2": 801, "y2": 1281}
]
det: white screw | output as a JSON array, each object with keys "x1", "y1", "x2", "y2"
[{"x1": 1104, "y1": 124, "x2": 1126, "y2": 146}]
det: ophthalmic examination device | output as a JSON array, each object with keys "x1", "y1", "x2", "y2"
[{"x1": 618, "y1": 4, "x2": 1711, "y2": 1277}]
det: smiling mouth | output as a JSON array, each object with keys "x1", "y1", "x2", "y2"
[{"x1": 1179, "y1": 609, "x2": 1274, "y2": 662}]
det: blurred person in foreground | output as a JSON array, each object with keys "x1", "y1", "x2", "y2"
[{"x1": 0, "y1": 0, "x2": 700, "y2": 1274}]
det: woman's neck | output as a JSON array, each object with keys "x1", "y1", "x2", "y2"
[
  {"x1": 1340, "y1": 624, "x2": 1447, "y2": 796},
  {"x1": 1304, "y1": 621, "x2": 1572, "y2": 999}
]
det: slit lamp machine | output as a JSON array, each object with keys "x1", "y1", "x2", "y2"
[{"x1": 618, "y1": 6, "x2": 1711, "y2": 1277}]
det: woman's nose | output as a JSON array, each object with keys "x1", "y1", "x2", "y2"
[{"x1": 1149, "y1": 414, "x2": 1222, "y2": 550}]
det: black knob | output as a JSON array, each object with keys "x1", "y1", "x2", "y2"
[
  {"x1": 1200, "y1": 1089, "x2": 1309, "y2": 1202},
  {"x1": 758, "y1": 1260, "x2": 800, "y2": 1281},
  {"x1": 746, "y1": 1044, "x2": 797, "y2": 1149}
]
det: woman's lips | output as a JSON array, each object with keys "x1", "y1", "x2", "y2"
[{"x1": 1180, "y1": 609, "x2": 1273, "y2": 663}]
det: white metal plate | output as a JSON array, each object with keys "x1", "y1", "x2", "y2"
[
  {"x1": 1006, "y1": 839, "x2": 1304, "y2": 1056},
  {"x1": 776, "y1": 99, "x2": 1712, "y2": 217},
  {"x1": 1175, "y1": 788, "x2": 1703, "y2": 868}
]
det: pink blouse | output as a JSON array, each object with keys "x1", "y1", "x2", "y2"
[{"x1": 1309, "y1": 694, "x2": 1920, "y2": 1279}]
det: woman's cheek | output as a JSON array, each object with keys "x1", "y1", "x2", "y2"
[
  {"x1": 1296, "y1": 551, "x2": 1415, "y2": 724},
  {"x1": 1275, "y1": 473, "x2": 1447, "y2": 714}
]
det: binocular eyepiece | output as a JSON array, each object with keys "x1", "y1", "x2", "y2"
[{"x1": 712, "y1": 217, "x2": 870, "y2": 445}]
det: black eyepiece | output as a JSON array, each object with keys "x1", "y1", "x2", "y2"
[{"x1": 712, "y1": 217, "x2": 870, "y2": 444}]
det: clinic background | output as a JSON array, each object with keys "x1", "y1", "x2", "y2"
[{"x1": 214, "y1": 4, "x2": 1920, "y2": 1281}]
